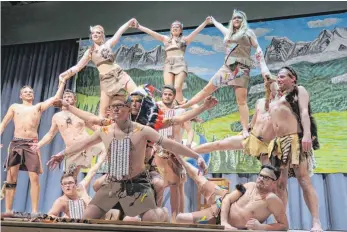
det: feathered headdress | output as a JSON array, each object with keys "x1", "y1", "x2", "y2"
[{"x1": 130, "y1": 84, "x2": 165, "y2": 131}]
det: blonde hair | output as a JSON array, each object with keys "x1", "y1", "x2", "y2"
[
  {"x1": 89, "y1": 25, "x2": 106, "y2": 43},
  {"x1": 170, "y1": 20, "x2": 183, "y2": 38},
  {"x1": 225, "y1": 10, "x2": 249, "y2": 43}
]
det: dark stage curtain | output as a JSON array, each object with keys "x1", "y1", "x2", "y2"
[{"x1": 1, "y1": 39, "x2": 78, "y2": 213}]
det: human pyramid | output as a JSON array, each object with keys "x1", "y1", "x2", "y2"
[{"x1": 0, "y1": 9, "x2": 323, "y2": 232}]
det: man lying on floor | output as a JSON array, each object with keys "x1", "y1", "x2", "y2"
[{"x1": 176, "y1": 160, "x2": 288, "y2": 231}]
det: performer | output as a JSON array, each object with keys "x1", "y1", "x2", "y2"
[
  {"x1": 32, "y1": 89, "x2": 105, "y2": 177},
  {"x1": 192, "y1": 75, "x2": 279, "y2": 168},
  {"x1": 134, "y1": 17, "x2": 211, "y2": 104},
  {"x1": 268, "y1": 66, "x2": 322, "y2": 232},
  {"x1": 0, "y1": 83, "x2": 65, "y2": 215},
  {"x1": 180, "y1": 10, "x2": 271, "y2": 138},
  {"x1": 153, "y1": 85, "x2": 194, "y2": 221},
  {"x1": 47, "y1": 95, "x2": 208, "y2": 221},
  {"x1": 176, "y1": 163, "x2": 288, "y2": 231},
  {"x1": 58, "y1": 19, "x2": 138, "y2": 117}
]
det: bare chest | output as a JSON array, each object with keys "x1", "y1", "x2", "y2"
[
  {"x1": 13, "y1": 105, "x2": 41, "y2": 123},
  {"x1": 55, "y1": 113, "x2": 86, "y2": 131}
]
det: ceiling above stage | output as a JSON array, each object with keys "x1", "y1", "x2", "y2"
[{"x1": 1, "y1": 1, "x2": 45, "y2": 8}]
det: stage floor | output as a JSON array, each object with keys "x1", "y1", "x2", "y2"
[{"x1": 0, "y1": 220, "x2": 340, "y2": 232}]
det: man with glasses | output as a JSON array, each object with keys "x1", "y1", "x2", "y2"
[
  {"x1": 176, "y1": 163, "x2": 288, "y2": 231},
  {"x1": 48, "y1": 95, "x2": 208, "y2": 221}
]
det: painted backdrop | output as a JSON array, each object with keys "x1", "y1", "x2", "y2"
[{"x1": 75, "y1": 12, "x2": 347, "y2": 173}]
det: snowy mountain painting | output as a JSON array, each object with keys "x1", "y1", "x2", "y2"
[{"x1": 76, "y1": 12, "x2": 347, "y2": 174}]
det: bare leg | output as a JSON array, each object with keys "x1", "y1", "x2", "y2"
[
  {"x1": 105, "y1": 209, "x2": 120, "y2": 220},
  {"x1": 163, "y1": 72, "x2": 175, "y2": 86},
  {"x1": 193, "y1": 135, "x2": 244, "y2": 154},
  {"x1": 28, "y1": 172, "x2": 40, "y2": 213},
  {"x1": 176, "y1": 212, "x2": 194, "y2": 223},
  {"x1": 174, "y1": 72, "x2": 187, "y2": 104},
  {"x1": 170, "y1": 185, "x2": 179, "y2": 222},
  {"x1": 294, "y1": 159, "x2": 322, "y2": 232},
  {"x1": 234, "y1": 87, "x2": 249, "y2": 138},
  {"x1": 99, "y1": 91, "x2": 111, "y2": 118},
  {"x1": 276, "y1": 167, "x2": 289, "y2": 207},
  {"x1": 142, "y1": 207, "x2": 169, "y2": 222},
  {"x1": 83, "y1": 204, "x2": 106, "y2": 219},
  {"x1": 180, "y1": 81, "x2": 217, "y2": 109},
  {"x1": 178, "y1": 182, "x2": 185, "y2": 214},
  {"x1": 125, "y1": 76, "x2": 137, "y2": 93},
  {"x1": 5, "y1": 165, "x2": 20, "y2": 213},
  {"x1": 151, "y1": 177, "x2": 165, "y2": 207}
]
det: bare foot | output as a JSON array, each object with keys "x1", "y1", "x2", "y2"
[
  {"x1": 123, "y1": 216, "x2": 141, "y2": 222},
  {"x1": 310, "y1": 220, "x2": 323, "y2": 232}
]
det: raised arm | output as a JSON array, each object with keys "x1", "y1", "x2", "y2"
[
  {"x1": 46, "y1": 130, "x2": 103, "y2": 169},
  {"x1": 249, "y1": 30, "x2": 270, "y2": 80},
  {"x1": 79, "y1": 150, "x2": 107, "y2": 189},
  {"x1": 164, "y1": 96, "x2": 217, "y2": 129},
  {"x1": 211, "y1": 16, "x2": 229, "y2": 36},
  {"x1": 39, "y1": 81, "x2": 66, "y2": 112},
  {"x1": 298, "y1": 86, "x2": 312, "y2": 152},
  {"x1": 0, "y1": 104, "x2": 15, "y2": 135},
  {"x1": 59, "y1": 49, "x2": 91, "y2": 82},
  {"x1": 184, "y1": 17, "x2": 210, "y2": 44},
  {"x1": 108, "y1": 19, "x2": 134, "y2": 47},
  {"x1": 36, "y1": 116, "x2": 59, "y2": 149},
  {"x1": 137, "y1": 21, "x2": 169, "y2": 43}
]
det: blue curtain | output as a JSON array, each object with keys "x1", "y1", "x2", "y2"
[{"x1": 1, "y1": 39, "x2": 77, "y2": 213}]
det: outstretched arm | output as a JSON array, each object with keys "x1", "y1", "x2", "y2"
[
  {"x1": 48, "y1": 198, "x2": 65, "y2": 217},
  {"x1": 184, "y1": 17, "x2": 210, "y2": 45},
  {"x1": 249, "y1": 30, "x2": 270, "y2": 80},
  {"x1": 298, "y1": 86, "x2": 312, "y2": 152},
  {"x1": 108, "y1": 19, "x2": 134, "y2": 47},
  {"x1": 46, "y1": 130, "x2": 102, "y2": 169},
  {"x1": 137, "y1": 21, "x2": 169, "y2": 42},
  {"x1": 183, "y1": 121, "x2": 194, "y2": 148},
  {"x1": 0, "y1": 104, "x2": 15, "y2": 135},
  {"x1": 36, "y1": 116, "x2": 59, "y2": 149},
  {"x1": 59, "y1": 49, "x2": 90, "y2": 82},
  {"x1": 144, "y1": 126, "x2": 207, "y2": 172},
  {"x1": 39, "y1": 81, "x2": 66, "y2": 112},
  {"x1": 211, "y1": 16, "x2": 229, "y2": 36},
  {"x1": 163, "y1": 96, "x2": 218, "y2": 129}
]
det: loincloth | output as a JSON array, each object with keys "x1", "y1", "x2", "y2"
[
  {"x1": 268, "y1": 133, "x2": 315, "y2": 178},
  {"x1": 4, "y1": 138, "x2": 41, "y2": 174},
  {"x1": 65, "y1": 143, "x2": 104, "y2": 172},
  {"x1": 89, "y1": 170, "x2": 157, "y2": 217},
  {"x1": 211, "y1": 63, "x2": 250, "y2": 88},
  {"x1": 192, "y1": 181, "x2": 228, "y2": 224},
  {"x1": 242, "y1": 132, "x2": 269, "y2": 158},
  {"x1": 155, "y1": 150, "x2": 187, "y2": 185},
  {"x1": 164, "y1": 56, "x2": 188, "y2": 75},
  {"x1": 99, "y1": 67, "x2": 131, "y2": 97}
]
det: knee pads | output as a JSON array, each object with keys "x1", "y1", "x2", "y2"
[{"x1": 4, "y1": 182, "x2": 17, "y2": 189}]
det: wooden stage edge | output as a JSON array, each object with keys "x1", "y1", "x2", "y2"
[{"x1": 0, "y1": 220, "x2": 288, "y2": 232}]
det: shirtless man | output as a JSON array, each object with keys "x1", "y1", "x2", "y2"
[
  {"x1": 176, "y1": 161, "x2": 288, "y2": 231},
  {"x1": 48, "y1": 152, "x2": 118, "y2": 220},
  {"x1": 0, "y1": 83, "x2": 65, "y2": 215},
  {"x1": 192, "y1": 76, "x2": 279, "y2": 170},
  {"x1": 47, "y1": 95, "x2": 208, "y2": 221},
  {"x1": 268, "y1": 66, "x2": 322, "y2": 232},
  {"x1": 33, "y1": 89, "x2": 105, "y2": 177},
  {"x1": 154, "y1": 85, "x2": 195, "y2": 221}
]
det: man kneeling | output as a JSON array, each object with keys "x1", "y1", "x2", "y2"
[{"x1": 176, "y1": 163, "x2": 288, "y2": 231}]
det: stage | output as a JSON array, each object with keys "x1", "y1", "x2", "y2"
[{"x1": 1, "y1": 220, "x2": 340, "y2": 232}]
